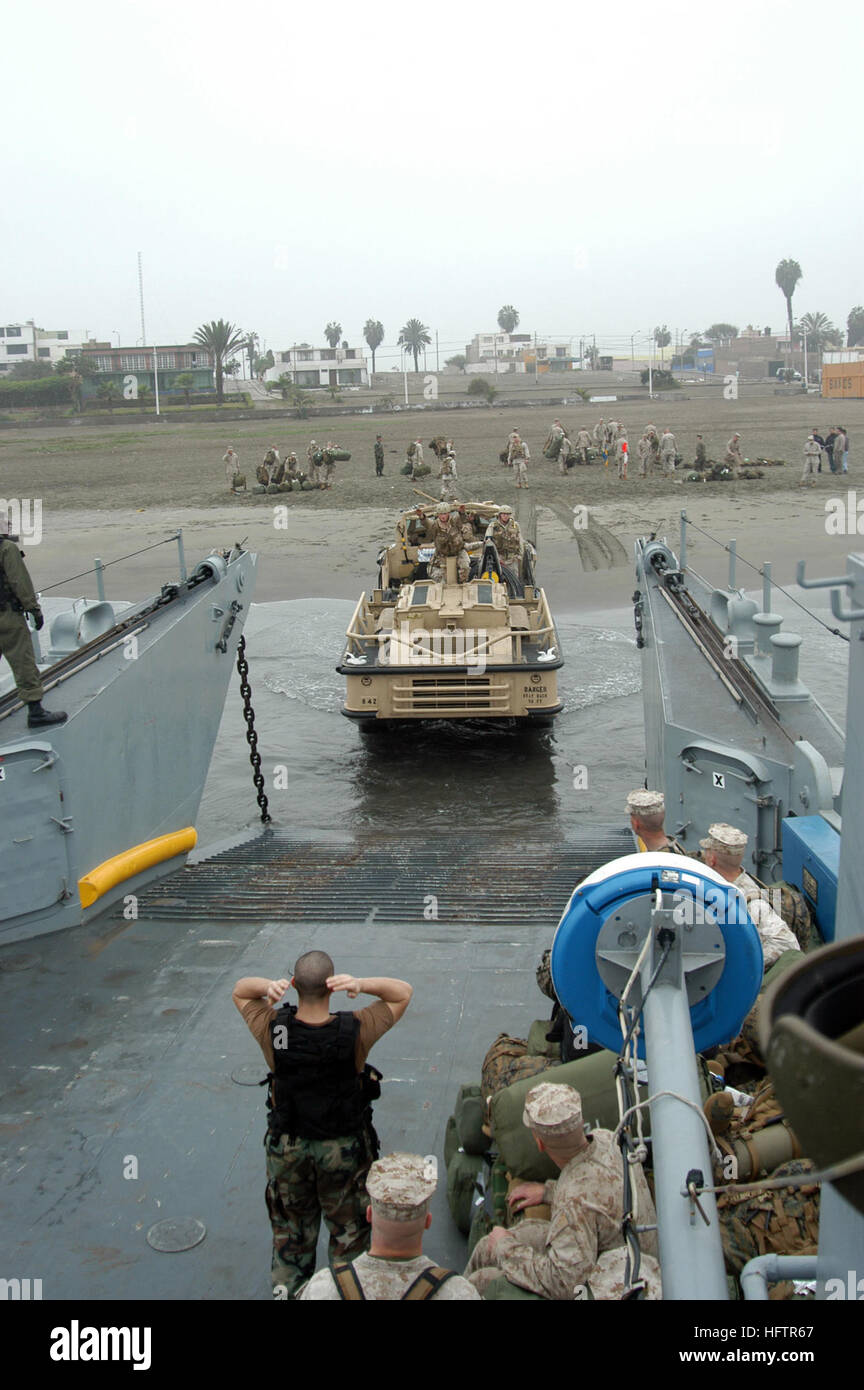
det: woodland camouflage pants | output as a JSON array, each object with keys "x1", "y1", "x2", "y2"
[{"x1": 264, "y1": 1130, "x2": 373, "y2": 1297}]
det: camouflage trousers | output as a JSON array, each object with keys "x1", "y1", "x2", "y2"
[{"x1": 264, "y1": 1129, "x2": 373, "y2": 1298}]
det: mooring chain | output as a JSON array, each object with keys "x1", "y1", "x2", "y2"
[{"x1": 236, "y1": 635, "x2": 272, "y2": 824}]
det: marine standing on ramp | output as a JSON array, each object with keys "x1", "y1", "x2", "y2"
[{"x1": 0, "y1": 530, "x2": 67, "y2": 727}]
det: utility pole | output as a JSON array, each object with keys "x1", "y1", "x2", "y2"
[
  {"x1": 435, "y1": 330, "x2": 439, "y2": 372},
  {"x1": 137, "y1": 251, "x2": 146, "y2": 347}
]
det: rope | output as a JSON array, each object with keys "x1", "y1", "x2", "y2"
[
  {"x1": 614, "y1": 1090, "x2": 724, "y2": 1168},
  {"x1": 38, "y1": 535, "x2": 180, "y2": 593},
  {"x1": 682, "y1": 518, "x2": 850, "y2": 643}
]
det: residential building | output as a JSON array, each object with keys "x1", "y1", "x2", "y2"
[
  {"x1": 266, "y1": 345, "x2": 369, "y2": 389},
  {"x1": 0, "y1": 320, "x2": 87, "y2": 373}
]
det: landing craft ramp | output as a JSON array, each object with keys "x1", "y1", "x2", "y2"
[{"x1": 0, "y1": 827, "x2": 629, "y2": 1301}]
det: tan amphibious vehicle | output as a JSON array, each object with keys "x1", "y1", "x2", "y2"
[{"x1": 337, "y1": 499, "x2": 564, "y2": 727}]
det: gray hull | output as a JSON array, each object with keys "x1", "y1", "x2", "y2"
[{"x1": 0, "y1": 547, "x2": 257, "y2": 944}]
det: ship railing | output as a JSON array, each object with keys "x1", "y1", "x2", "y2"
[
  {"x1": 39, "y1": 529, "x2": 194, "y2": 603},
  {"x1": 344, "y1": 593, "x2": 371, "y2": 654},
  {"x1": 677, "y1": 511, "x2": 850, "y2": 646}
]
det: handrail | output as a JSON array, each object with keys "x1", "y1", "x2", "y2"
[{"x1": 39, "y1": 531, "x2": 189, "y2": 595}]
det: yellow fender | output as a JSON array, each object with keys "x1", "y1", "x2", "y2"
[
  {"x1": 480, "y1": 569, "x2": 500, "y2": 582},
  {"x1": 78, "y1": 828, "x2": 197, "y2": 908}
]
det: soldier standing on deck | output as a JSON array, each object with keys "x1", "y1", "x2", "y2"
[
  {"x1": 232, "y1": 951, "x2": 412, "y2": 1299},
  {"x1": 0, "y1": 526, "x2": 67, "y2": 727}
]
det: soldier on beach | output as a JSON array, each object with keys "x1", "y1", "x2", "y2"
[
  {"x1": 724, "y1": 434, "x2": 743, "y2": 479},
  {"x1": 374, "y1": 435, "x2": 385, "y2": 477}
]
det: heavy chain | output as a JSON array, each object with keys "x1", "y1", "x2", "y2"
[{"x1": 236, "y1": 634, "x2": 272, "y2": 824}]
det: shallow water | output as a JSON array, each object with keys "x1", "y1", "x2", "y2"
[{"x1": 198, "y1": 599, "x2": 646, "y2": 845}]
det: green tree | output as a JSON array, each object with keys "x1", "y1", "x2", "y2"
[
  {"x1": 846, "y1": 306, "x2": 864, "y2": 348},
  {"x1": 173, "y1": 372, "x2": 196, "y2": 406},
  {"x1": 273, "y1": 372, "x2": 293, "y2": 399},
  {"x1": 467, "y1": 377, "x2": 497, "y2": 405},
  {"x1": 704, "y1": 323, "x2": 738, "y2": 343},
  {"x1": 244, "y1": 333, "x2": 259, "y2": 380},
  {"x1": 775, "y1": 259, "x2": 803, "y2": 346},
  {"x1": 8, "y1": 360, "x2": 55, "y2": 380},
  {"x1": 398, "y1": 318, "x2": 431, "y2": 373},
  {"x1": 497, "y1": 305, "x2": 519, "y2": 334},
  {"x1": 96, "y1": 379, "x2": 118, "y2": 411},
  {"x1": 445, "y1": 354, "x2": 467, "y2": 373},
  {"x1": 798, "y1": 312, "x2": 842, "y2": 352},
  {"x1": 137, "y1": 382, "x2": 152, "y2": 408},
  {"x1": 193, "y1": 320, "x2": 245, "y2": 403},
  {"x1": 290, "y1": 385, "x2": 314, "y2": 417},
  {"x1": 324, "y1": 322, "x2": 343, "y2": 350},
  {"x1": 363, "y1": 319, "x2": 384, "y2": 373},
  {"x1": 253, "y1": 350, "x2": 274, "y2": 378},
  {"x1": 653, "y1": 325, "x2": 671, "y2": 363}
]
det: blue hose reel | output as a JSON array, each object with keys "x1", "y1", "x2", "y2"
[{"x1": 551, "y1": 853, "x2": 763, "y2": 1057}]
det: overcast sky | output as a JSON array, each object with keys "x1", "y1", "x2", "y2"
[{"x1": 4, "y1": 0, "x2": 861, "y2": 361}]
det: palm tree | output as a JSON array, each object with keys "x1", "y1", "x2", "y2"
[
  {"x1": 364, "y1": 319, "x2": 384, "y2": 373},
  {"x1": 775, "y1": 259, "x2": 803, "y2": 346},
  {"x1": 798, "y1": 312, "x2": 842, "y2": 353},
  {"x1": 244, "y1": 333, "x2": 259, "y2": 381},
  {"x1": 192, "y1": 319, "x2": 245, "y2": 404},
  {"x1": 497, "y1": 305, "x2": 519, "y2": 334},
  {"x1": 654, "y1": 325, "x2": 671, "y2": 364},
  {"x1": 324, "y1": 322, "x2": 342, "y2": 350},
  {"x1": 397, "y1": 318, "x2": 431, "y2": 373},
  {"x1": 847, "y1": 306, "x2": 864, "y2": 348}
]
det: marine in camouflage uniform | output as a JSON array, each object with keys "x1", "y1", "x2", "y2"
[
  {"x1": 574, "y1": 428, "x2": 593, "y2": 466},
  {"x1": 298, "y1": 1153, "x2": 480, "y2": 1300},
  {"x1": 0, "y1": 534, "x2": 66, "y2": 726},
  {"x1": 232, "y1": 954, "x2": 412, "y2": 1297},
  {"x1": 486, "y1": 511, "x2": 522, "y2": 572},
  {"x1": 660, "y1": 428, "x2": 677, "y2": 476},
  {"x1": 306, "y1": 440, "x2": 321, "y2": 488},
  {"x1": 724, "y1": 434, "x2": 744, "y2": 479},
  {"x1": 699, "y1": 823, "x2": 802, "y2": 969},
  {"x1": 466, "y1": 1084, "x2": 658, "y2": 1299},
  {"x1": 694, "y1": 435, "x2": 708, "y2": 469},
  {"x1": 626, "y1": 789, "x2": 687, "y2": 854},
  {"x1": 425, "y1": 511, "x2": 470, "y2": 582},
  {"x1": 374, "y1": 435, "x2": 385, "y2": 477}
]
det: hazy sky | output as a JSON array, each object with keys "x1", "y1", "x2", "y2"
[{"x1": 5, "y1": 0, "x2": 861, "y2": 361}]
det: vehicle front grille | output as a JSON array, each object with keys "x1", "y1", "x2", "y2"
[{"x1": 391, "y1": 675, "x2": 510, "y2": 714}]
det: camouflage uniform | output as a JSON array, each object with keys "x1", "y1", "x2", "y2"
[
  {"x1": 487, "y1": 515, "x2": 522, "y2": 569},
  {"x1": 575, "y1": 428, "x2": 592, "y2": 466},
  {"x1": 299, "y1": 1251, "x2": 481, "y2": 1300},
  {"x1": 306, "y1": 441, "x2": 320, "y2": 488},
  {"x1": 801, "y1": 436, "x2": 821, "y2": 485},
  {"x1": 735, "y1": 871, "x2": 801, "y2": 968},
  {"x1": 466, "y1": 1089, "x2": 658, "y2": 1300},
  {"x1": 298, "y1": 1153, "x2": 480, "y2": 1300},
  {"x1": 223, "y1": 448, "x2": 239, "y2": 487},
  {"x1": 660, "y1": 430, "x2": 677, "y2": 476},
  {"x1": 558, "y1": 435, "x2": 574, "y2": 473},
  {"x1": 694, "y1": 438, "x2": 708, "y2": 469},
  {"x1": 428, "y1": 515, "x2": 470, "y2": 582},
  {"x1": 0, "y1": 537, "x2": 45, "y2": 703},
  {"x1": 265, "y1": 1131, "x2": 374, "y2": 1295},
  {"x1": 724, "y1": 435, "x2": 743, "y2": 479},
  {"x1": 374, "y1": 437, "x2": 385, "y2": 476},
  {"x1": 592, "y1": 419, "x2": 606, "y2": 451},
  {"x1": 636, "y1": 436, "x2": 650, "y2": 477}
]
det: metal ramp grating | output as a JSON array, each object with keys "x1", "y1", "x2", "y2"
[{"x1": 126, "y1": 827, "x2": 633, "y2": 924}]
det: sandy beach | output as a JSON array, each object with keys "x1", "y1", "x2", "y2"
[{"x1": 1, "y1": 391, "x2": 859, "y2": 609}]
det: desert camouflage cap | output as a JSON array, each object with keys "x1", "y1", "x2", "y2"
[
  {"x1": 523, "y1": 1082, "x2": 583, "y2": 1137},
  {"x1": 366, "y1": 1152, "x2": 437, "y2": 1222},
  {"x1": 626, "y1": 789, "x2": 665, "y2": 815},
  {"x1": 700, "y1": 822, "x2": 748, "y2": 854}
]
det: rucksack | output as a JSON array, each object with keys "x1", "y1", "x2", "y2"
[{"x1": 332, "y1": 1261, "x2": 457, "y2": 1300}]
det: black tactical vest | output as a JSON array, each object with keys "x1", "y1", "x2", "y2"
[{"x1": 267, "y1": 1005, "x2": 373, "y2": 1141}]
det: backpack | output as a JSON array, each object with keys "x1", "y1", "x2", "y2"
[
  {"x1": 717, "y1": 1159, "x2": 820, "y2": 1279},
  {"x1": 332, "y1": 1261, "x2": 457, "y2": 1300}
]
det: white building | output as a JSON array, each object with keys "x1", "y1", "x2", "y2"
[
  {"x1": 0, "y1": 320, "x2": 86, "y2": 373},
  {"x1": 266, "y1": 345, "x2": 369, "y2": 389}
]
